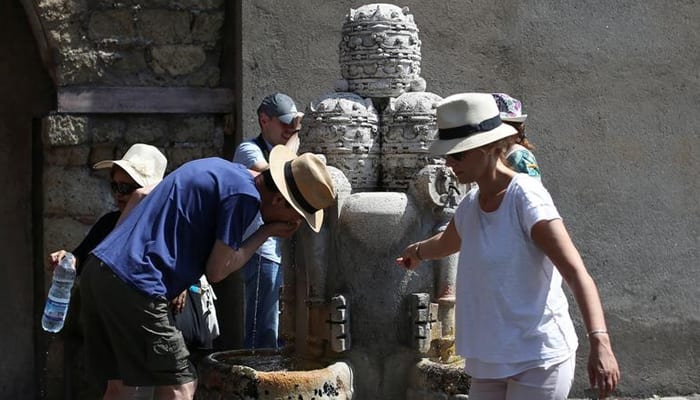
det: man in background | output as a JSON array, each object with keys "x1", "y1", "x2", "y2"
[{"x1": 232, "y1": 92, "x2": 303, "y2": 348}]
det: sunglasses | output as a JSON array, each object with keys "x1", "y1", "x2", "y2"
[
  {"x1": 111, "y1": 182, "x2": 140, "y2": 195},
  {"x1": 445, "y1": 151, "x2": 467, "y2": 161}
]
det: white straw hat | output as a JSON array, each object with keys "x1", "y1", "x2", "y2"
[
  {"x1": 429, "y1": 93, "x2": 517, "y2": 155},
  {"x1": 93, "y1": 143, "x2": 167, "y2": 187}
]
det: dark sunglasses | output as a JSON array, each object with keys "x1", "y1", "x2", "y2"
[
  {"x1": 445, "y1": 151, "x2": 467, "y2": 161},
  {"x1": 110, "y1": 182, "x2": 140, "y2": 195}
]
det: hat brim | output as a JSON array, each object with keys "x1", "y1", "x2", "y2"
[
  {"x1": 429, "y1": 123, "x2": 518, "y2": 155},
  {"x1": 277, "y1": 112, "x2": 297, "y2": 125},
  {"x1": 269, "y1": 146, "x2": 324, "y2": 232},
  {"x1": 93, "y1": 160, "x2": 150, "y2": 188},
  {"x1": 502, "y1": 114, "x2": 527, "y2": 123}
]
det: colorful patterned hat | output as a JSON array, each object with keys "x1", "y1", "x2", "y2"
[{"x1": 492, "y1": 93, "x2": 527, "y2": 123}]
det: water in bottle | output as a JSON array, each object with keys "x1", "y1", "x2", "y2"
[{"x1": 42, "y1": 252, "x2": 76, "y2": 333}]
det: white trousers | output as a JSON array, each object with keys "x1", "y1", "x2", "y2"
[{"x1": 468, "y1": 356, "x2": 576, "y2": 400}]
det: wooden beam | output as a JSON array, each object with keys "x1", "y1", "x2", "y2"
[
  {"x1": 57, "y1": 86, "x2": 235, "y2": 114},
  {"x1": 19, "y1": 0, "x2": 57, "y2": 86}
]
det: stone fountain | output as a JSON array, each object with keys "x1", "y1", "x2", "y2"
[{"x1": 197, "y1": 4, "x2": 471, "y2": 399}]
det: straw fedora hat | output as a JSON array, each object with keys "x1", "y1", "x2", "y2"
[
  {"x1": 429, "y1": 93, "x2": 517, "y2": 155},
  {"x1": 269, "y1": 145, "x2": 336, "y2": 232},
  {"x1": 492, "y1": 92, "x2": 528, "y2": 123},
  {"x1": 93, "y1": 143, "x2": 167, "y2": 187}
]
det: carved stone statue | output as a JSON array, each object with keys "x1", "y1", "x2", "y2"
[{"x1": 336, "y1": 3, "x2": 425, "y2": 98}]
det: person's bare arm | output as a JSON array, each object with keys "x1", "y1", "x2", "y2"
[
  {"x1": 248, "y1": 159, "x2": 270, "y2": 172},
  {"x1": 205, "y1": 221, "x2": 300, "y2": 282},
  {"x1": 396, "y1": 218, "x2": 461, "y2": 270},
  {"x1": 285, "y1": 113, "x2": 303, "y2": 155},
  {"x1": 531, "y1": 218, "x2": 620, "y2": 398}
]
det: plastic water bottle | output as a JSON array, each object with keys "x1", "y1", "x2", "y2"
[{"x1": 42, "y1": 253, "x2": 76, "y2": 333}]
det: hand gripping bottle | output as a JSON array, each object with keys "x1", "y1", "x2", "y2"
[{"x1": 42, "y1": 253, "x2": 76, "y2": 333}]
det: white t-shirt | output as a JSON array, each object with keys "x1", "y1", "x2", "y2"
[
  {"x1": 232, "y1": 138, "x2": 281, "y2": 263},
  {"x1": 453, "y1": 174, "x2": 578, "y2": 378}
]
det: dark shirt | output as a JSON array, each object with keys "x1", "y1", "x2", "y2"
[{"x1": 72, "y1": 211, "x2": 120, "y2": 274}]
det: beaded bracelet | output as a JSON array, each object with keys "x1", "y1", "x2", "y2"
[{"x1": 587, "y1": 329, "x2": 608, "y2": 337}]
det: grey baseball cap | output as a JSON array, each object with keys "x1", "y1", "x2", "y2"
[{"x1": 257, "y1": 92, "x2": 299, "y2": 124}]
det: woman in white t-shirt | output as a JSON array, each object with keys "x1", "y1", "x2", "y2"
[{"x1": 397, "y1": 93, "x2": 620, "y2": 400}]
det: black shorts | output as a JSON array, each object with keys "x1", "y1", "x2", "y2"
[{"x1": 80, "y1": 255, "x2": 196, "y2": 386}]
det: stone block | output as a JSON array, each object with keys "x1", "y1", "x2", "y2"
[
  {"x1": 91, "y1": 117, "x2": 125, "y2": 143},
  {"x1": 44, "y1": 166, "x2": 112, "y2": 216},
  {"x1": 171, "y1": 116, "x2": 215, "y2": 143},
  {"x1": 43, "y1": 115, "x2": 89, "y2": 147},
  {"x1": 43, "y1": 216, "x2": 93, "y2": 258},
  {"x1": 57, "y1": 48, "x2": 103, "y2": 85},
  {"x1": 44, "y1": 145, "x2": 91, "y2": 167},
  {"x1": 89, "y1": 144, "x2": 119, "y2": 166},
  {"x1": 47, "y1": 20, "x2": 86, "y2": 48},
  {"x1": 415, "y1": 324, "x2": 428, "y2": 338},
  {"x1": 330, "y1": 322, "x2": 346, "y2": 337},
  {"x1": 88, "y1": 10, "x2": 135, "y2": 41},
  {"x1": 416, "y1": 308, "x2": 430, "y2": 323},
  {"x1": 136, "y1": 10, "x2": 191, "y2": 44},
  {"x1": 168, "y1": 143, "x2": 220, "y2": 169},
  {"x1": 330, "y1": 307, "x2": 346, "y2": 323},
  {"x1": 37, "y1": 0, "x2": 87, "y2": 23},
  {"x1": 149, "y1": 45, "x2": 206, "y2": 76},
  {"x1": 124, "y1": 116, "x2": 167, "y2": 143},
  {"x1": 192, "y1": 12, "x2": 224, "y2": 45},
  {"x1": 185, "y1": 63, "x2": 221, "y2": 87},
  {"x1": 107, "y1": 50, "x2": 148, "y2": 74}
]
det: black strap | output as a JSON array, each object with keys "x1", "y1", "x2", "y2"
[
  {"x1": 284, "y1": 161, "x2": 318, "y2": 214},
  {"x1": 438, "y1": 115, "x2": 502, "y2": 140},
  {"x1": 253, "y1": 134, "x2": 270, "y2": 162}
]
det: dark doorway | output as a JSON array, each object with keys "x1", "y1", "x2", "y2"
[{"x1": 0, "y1": 0, "x2": 54, "y2": 398}]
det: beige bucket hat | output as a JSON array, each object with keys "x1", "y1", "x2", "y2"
[
  {"x1": 429, "y1": 93, "x2": 517, "y2": 155},
  {"x1": 93, "y1": 143, "x2": 167, "y2": 187},
  {"x1": 268, "y1": 145, "x2": 336, "y2": 232}
]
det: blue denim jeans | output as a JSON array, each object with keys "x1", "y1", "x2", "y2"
[{"x1": 243, "y1": 254, "x2": 282, "y2": 349}]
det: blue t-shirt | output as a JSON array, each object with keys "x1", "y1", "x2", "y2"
[{"x1": 92, "y1": 158, "x2": 260, "y2": 300}]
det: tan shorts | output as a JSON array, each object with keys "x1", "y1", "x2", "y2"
[{"x1": 80, "y1": 255, "x2": 196, "y2": 386}]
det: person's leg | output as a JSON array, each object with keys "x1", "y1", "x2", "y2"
[
  {"x1": 243, "y1": 253, "x2": 262, "y2": 348},
  {"x1": 154, "y1": 381, "x2": 197, "y2": 400},
  {"x1": 506, "y1": 356, "x2": 576, "y2": 400},
  {"x1": 255, "y1": 257, "x2": 282, "y2": 348},
  {"x1": 88, "y1": 259, "x2": 196, "y2": 398},
  {"x1": 103, "y1": 380, "x2": 149, "y2": 400},
  {"x1": 79, "y1": 256, "x2": 121, "y2": 396},
  {"x1": 468, "y1": 377, "x2": 508, "y2": 400},
  {"x1": 244, "y1": 254, "x2": 282, "y2": 349}
]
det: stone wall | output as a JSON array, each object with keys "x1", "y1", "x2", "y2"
[{"x1": 38, "y1": 0, "x2": 224, "y2": 87}]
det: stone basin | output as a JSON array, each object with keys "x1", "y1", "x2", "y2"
[
  {"x1": 407, "y1": 358, "x2": 470, "y2": 399},
  {"x1": 196, "y1": 349, "x2": 354, "y2": 400}
]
